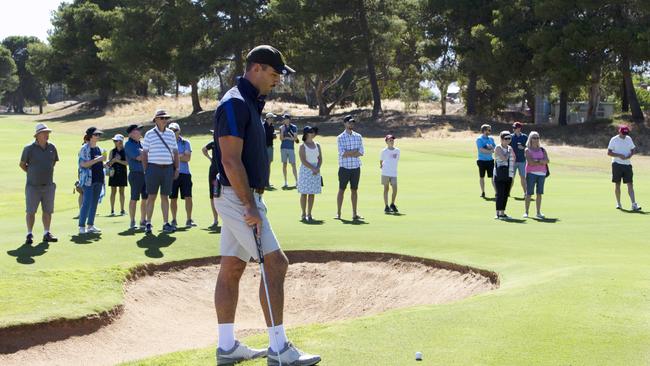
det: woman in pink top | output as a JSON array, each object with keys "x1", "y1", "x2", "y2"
[{"x1": 524, "y1": 131, "x2": 549, "y2": 219}]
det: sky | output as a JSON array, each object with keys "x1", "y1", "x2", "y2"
[{"x1": 0, "y1": 0, "x2": 67, "y2": 43}]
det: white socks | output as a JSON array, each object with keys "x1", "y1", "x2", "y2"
[
  {"x1": 268, "y1": 324, "x2": 288, "y2": 353},
  {"x1": 218, "y1": 323, "x2": 235, "y2": 351}
]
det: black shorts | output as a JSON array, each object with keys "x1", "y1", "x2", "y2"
[
  {"x1": 477, "y1": 160, "x2": 494, "y2": 178},
  {"x1": 612, "y1": 163, "x2": 633, "y2": 184},
  {"x1": 171, "y1": 173, "x2": 193, "y2": 199},
  {"x1": 339, "y1": 167, "x2": 361, "y2": 190},
  {"x1": 108, "y1": 169, "x2": 127, "y2": 187},
  {"x1": 128, "y1": 171, "x2": 148, "y2": 201}
]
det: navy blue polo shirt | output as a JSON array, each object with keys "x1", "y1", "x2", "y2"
[
  {"x1": 510, "y1": 133, "x2": 528, "y2": 162},
  {"x1": 213, "y1": 77, "x2": 269, "y2": 189}
]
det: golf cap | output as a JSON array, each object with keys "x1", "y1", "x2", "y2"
[
  {"x1": 112, "y1": 134, "x2": 124, "y2": 142},
  {"x1": 385, "y1": 134, "x2": 395, "y2": 141},
  {"x1": 265, "y1": 112, "x2": 277, "y2": 120},
  {"x1": 246, "y1": 45, "x2": 295, "y2": 75},
  {"x1": 343, "y1": 115, "x2": 356, "y2": 123},
  {"x1": 619, "y1": 125, "x2": 630, "y2": 135},
  {"x1": 126, "y1": 124, "x2": 143, "y2": 134},
  {"x1": 153, "y1": 109, "x2": 171, "y2": 121},
  {"x1": 168, "y1": 122, "x2": 180, "y2": 131},
  {"x1": 86, "y1": 126, "x2": 103, "y2": 136},
  {"x1": 34, "y1": 123, "x2": 52, "y2": 137},
  {"x1": 303, "y1": 126, "x2": 318, "y2": 134},
  {"x1": 512, "y1": 121, "x2": 523, "y2": 129}
]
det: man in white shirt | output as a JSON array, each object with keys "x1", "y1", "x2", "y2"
[
  {"x1": 141, "y1": 109, "x2": 180, "y2": 233},
  {"x1": 607, "y1": 125, "x2": 641, "y2": 211},
  {"x1": 380, "y1": 134, "x2": 400, "y2": 213}
]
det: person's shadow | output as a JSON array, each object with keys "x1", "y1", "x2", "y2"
[
  {"x1": 620, "y1": 208, "x2": 649, "y2": 215},
  {"x1": 300, "y1": 219, "x2": 325, "y2": 225},
  {"x1": 532, "y1": 217, "x2": 561, "y2": 223},
  {"x1": 202, "y1": 225, "x2": 222, "y2": 234},
  {"x1": 340, "y1": 218, "x2": 369, "y2": 225},
  {"x1": 7, "y1": 241, "x2": 50, "y2": 264},
  {"x1": 136, "y1": 233, "x2": 176, "y2": 258},
  {"x1": 70, "y1": 233, "x2": 102, "y2": 245}
]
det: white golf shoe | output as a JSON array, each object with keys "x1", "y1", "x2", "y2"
[
  {"x1": 216, "y1": 340, "x2": 267, "y2": 365},
  {"x1": 267, "y1": 342, "x2": 321, "y2": 366}
]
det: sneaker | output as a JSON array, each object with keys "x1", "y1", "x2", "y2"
[
  {"x1": 384, "y1": 205, "x2": 391, "y2": 214},
  {"x1": 267, "y1": 342, "x2": 321, "y2": 366},
  {"x1": 301, "y1": 214, "x2": 307, "y2": 222},
  {"x1": 307, "y1": 215, "x2": 313, "y2": 222},
  {"x1": 109, "y1": 211, "x2": 115, "y2": 217},
  {"x1": 352, "y1": 214, "x2": 364, "y2": 221},
  {"x1": 501, "y1": 214, "x2": 511, "y2": 220},
  {"x1": 171, "y1": 219, "x2": 178, "y2": 229},
  {"x1": 186, "y1": 219, "x2": 197, "y2": 228},
  {"x1": 536, "y1": 213, "x2": 546, "y2": 219},
  {"x1": 120, "y1": 210, "x2": 126, "y2": 216},
  {"x1": 139, "y1": 221, "x2": 147, "y2": 230},
  {"x1": 390, "y1": 204, "x2": 398, "y2": 213},
  {"x1": 632, "y1": 203, "x2": 642, "y2": 211},
  {"x1": 43, "y1": 232, "x2": 58, "y2": 242},
  {"x1": 523, "y1": 213, "x2": 529, "y2": 218},
  {"x1": 130, "y1": 221, "x2": 137, "y2": 230},
  {"x1": 79, "y1": 227, "x2": 87, "y2": 235},
  {"x1": 210, "y1": 220, "x2": 219, "y2": 229},
  {"x1": 162, "y1": 223, "x2": 176, "y2": 233},
  {"x1": 25, "y1": 233, "x2": 33, "y2": 245},
  {"x1": 334, "y1": 214, "x2": 341, "y2": 220},
  {"x1": 145, "y1": 223, "x2": 152, "y2": 234},
  {"x1": 616, "y1": 204, "x2": 622, "y2": 210},
  {"x1": 86, "y1": 226, "x2": 101, "y2": 234},
  {"x1": 481, "y1": 192, "x2": 486, "y2": 198},
  {"x1": 216, "y1": 340, "x2": 267, "y2": 366}
]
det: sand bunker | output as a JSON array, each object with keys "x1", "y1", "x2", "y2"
[{"x1": 0, "y1": 251, "x2": 497, "y2": 366}]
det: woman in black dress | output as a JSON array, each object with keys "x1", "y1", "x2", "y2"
[{"x1": 107, "y1": 134, "x2": 128, "y2": 216}]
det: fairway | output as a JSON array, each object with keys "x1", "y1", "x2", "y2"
[{"x1": 2, "y1": 114, "x2": 650, "y2": 365}]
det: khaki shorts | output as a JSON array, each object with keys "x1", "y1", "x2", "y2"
[
  {"x1": 213, "y1": 186, "x2": 280, "y2": 262},
  {"x1": 26, "y1": 183, "x2": 56, "y2": 214},
  {"x1": 381, "y1": 175, "x2": 397, "y2": 187}
]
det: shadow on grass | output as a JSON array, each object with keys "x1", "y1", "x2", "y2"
[
  {"x1": 136, "y1": 233, "x2": 176, "y2": 258},
  {"x1": 481, "y1": 197, "x2": 496, "y2": 202},
  {"x1": 118, "y1": 228, "x2": 138, "y2": 236},
  {"x1": 386, "y1": 212, "x2": 406, "y2": 217},
  {"x1": 202, "y1": 225, "x2": 222, "y2": 234},
  {"x1": 70, "y1": 233, "x2": 102, "y2": 244},
  {"x1": 619, "y1": 208, "x2": 649, "y2": 215},
  {"x1": 339, "y1": 218, "x2": 369, "y2": 225},
  {"x1": 500, "y1": 218, "x2": 527, "y2": 224},
  {"x1": 532, "y1": 217, "x2": 560, "y2": 223},
  {"x1": 300, "y1": 219, "x2": 325, "y2": 225},
  {"x1": 7, "y1": 242, "x2": 50, "y2": 264},
  {"x1": 281, "y1": 186, "x2": 297, "y2": 191},
  {"x1": 265, "y1": 186, "x2": 278, "y2": 192}
]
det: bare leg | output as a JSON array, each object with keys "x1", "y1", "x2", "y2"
[
  {"x1": 291, "y1": 163, "x2": 298, "y2": 185},
  {"x1": 300, "y1": 194, "x2": 307, "y2": 217},
  {"x1": 520, "y1": 175, "x2": 527, "y2": 196},
  {"x1": 146, "y1": 194, "x2": 157, "y2": 223},
  {"x1": 479, "y1": 177, "x2": 485, "y2": 194},
  {"x1": 210, "y1": 198, "x2": 219, "y2": 223},
  {"x1": 170, "y1": 198, "x2": 178, "y2": 222},
  {"x1": 110, "y1": 187, "x2": 117, "y2": 213},
  {"x1": 42, "y1": 212, "x2": 51, "y2": 232},
  {"x1": 627, "y1": 183, "x2": 636, "y2": 205},
  {"x1": 161, "y1": 195, "x2": 170, "y2": 223},
  {"x1": 615, "y1": 182, "x2": 621, "y2": 206},
  {"x1": 185, "y1": 197, "x2": 193, "y2": 221},
  {"x1": 215, "y1": 256, "x2": 247, "y2": 323},
  {"x1": 140, "y1": 200, "x2": 147, "y2": 223},
  {"x1": 536, "y1": 194, "x2": 543, "y2": 215},
  {"x1": 391, "y1": 185, "x2": 398, "y2": 205},
  {"x1": 307, "y1": 194, "x2": 315, "y2": 216},
  {"x1": 129, "y1": 200, "x2": 137, "y2": 223},
  {"x1": 26, "y1": 213, "x2": 35, "y2": 233},
  {"x1": 258, "y1": 250, "x2": 289, "y2": 327},
  {"x1": 351, "y1": 189, "x2": 358, "y2": 217},
  {"x1": 337, "y1": 189, "x2": 345, "y2": 217},
  {"x1": 282, "y1": 162, "x2": 288, "y2": 185},
  {"x1": 525, "y1": 195, "x2": 531, "y2": 215},
  {"x1": 119, "y1": 187, "x2": 125, "y2": 212},
  {"x1": 383, "y1": 184, "x2": 389, "y2": 206}
]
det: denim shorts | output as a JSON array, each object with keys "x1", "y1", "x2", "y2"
[
  {"x1": 514, "y1": 162, "x2": 526, "y2": 177},
  {"x1": 526, "y1": 173, "x2": 546, "y2": 195}
]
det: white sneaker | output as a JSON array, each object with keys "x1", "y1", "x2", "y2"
[
  {"x1": 632, "y1": 203, "x2": 642, "y2": 211},
  {"x1": 86, "y1": 226, "x2": 101, "y2": 233},
  {"x1": 216, "y1": 340, "x2": 267, "y2": 365},
  {"x1": 523, "y1": 213, "x2": 528, "y2": 218},
  {"x1": 616, "y1": 204, "x2": 622, "y2": 210},
  {"x1": 536, "y1": 213, "x2": 545, "y2": 219},
  {"x1": 79, "y1": 227, "x2": 87, "y2": 234},
  {"x1": 267, "y1": 342, "x2": 321, "y2": 366}
]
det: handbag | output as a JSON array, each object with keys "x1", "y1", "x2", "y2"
[{"x1": 541, "y1": 147, "x2": 550, "y2": 177}]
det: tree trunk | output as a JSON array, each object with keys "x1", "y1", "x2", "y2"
[
  {"x1": 315, "y1": 77, "x2": 329, "y2": 116},
  {"x1": 439, "y1": 82, "x2": 448, "y2": 116},
  {"x1": 175, "y1": 80, "x2": 179, "y2": 99},
  {"x1": 38, "y1": 102, "x2": 43, "y2": 114},
  {"x1": 524, "y1": 87, "x2": 535, "y2": 123},
  {"x1": 558, "y1": 89, "x2": 568, "y2": 126},
  {"x1": 356, "y1": 0, "x2": 382, "y2": 120},
  {"x1": 621, "y1": 79, "x2": 629, "y2": 112},
  {"x1": 621, "y1": 56, "x2": 644, "y2": 122},
  {"x1": 466, "y1": 70, "x2": 477, "y2": 116},
  {"x1": 190, "y1": 80, "x2": 203, "y2": 114},
  {"x1": 217, "y1": 70, "x2": 226, "y2": 99},
  {"x1": 586, "y1": 68, "x2": 601, "y2": 122}
]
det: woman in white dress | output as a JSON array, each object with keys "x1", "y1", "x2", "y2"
[{"x1": 297, "y1": 126, "x2": 322, "y2": 221}]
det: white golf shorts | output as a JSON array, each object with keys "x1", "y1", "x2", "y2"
[{"x1": 213, "y1": 186, "x2": 280, "y2": 262}]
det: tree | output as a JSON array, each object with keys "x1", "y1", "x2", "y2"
[
  {"x1": 26, "y1": 42, "x2": 54, "y2": 113},
  {"x1": 1, "y1": 36, "x2": 46, "y2": 113},
  {"x1": 355, "y1": 0, "x2": 382, "y2": 119},
  {"x1": 0, "y1": 45, "x2": 18, "y2": 99}
]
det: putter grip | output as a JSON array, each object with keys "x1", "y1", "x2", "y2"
[{"x1": 253, "y1": 227, "x2": 264, "y2": 263}]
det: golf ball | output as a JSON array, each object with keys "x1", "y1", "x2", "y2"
[{"x1": 415, "y1": 351, "x2": 423, "y2": 361}]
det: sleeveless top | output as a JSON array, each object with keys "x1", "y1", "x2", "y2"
[
  {"x1": 303, "y1": 143, "x2": 319, "y2": 165},
  {"x1": 526, "y1": 148, "x2": 547, "y2": 175}
]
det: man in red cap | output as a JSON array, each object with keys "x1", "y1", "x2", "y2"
[{"x1": 607, "y1": 125, "x2": 641, "y2": 211}]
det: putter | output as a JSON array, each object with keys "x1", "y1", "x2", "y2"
[{"x1": 253, "y1": 227, "x2": 282, "y2": 366}]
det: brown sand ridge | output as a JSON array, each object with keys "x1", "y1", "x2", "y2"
[{"x1": 0, "y1": 251, "x2": 498, "y2": 366}]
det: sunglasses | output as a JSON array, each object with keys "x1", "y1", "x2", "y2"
[
  {"x1": 503, "y1": 137, "x2": 512, "y2": 140},
  {"x1": 93, "y1": 133, "x2": 102, "y2": 137},
  {"x1": 531, "y1": 137, "x2": 539, "y2": 140}
]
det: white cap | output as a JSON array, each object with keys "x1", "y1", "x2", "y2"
[
  {"x1": 168, "y1": 122, "x2": 180, "y2": 131},
  {"x1": 34, "y1": 123, "x2": 52, "y2": 137},
  {"x1": 112, "y1": 134, "x2": 124, "y2": 142}
]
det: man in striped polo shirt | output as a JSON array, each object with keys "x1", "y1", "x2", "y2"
[{"x1": 142, "y1": 109, "x2": 179, "y2": 234}]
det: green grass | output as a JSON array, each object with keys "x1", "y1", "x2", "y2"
[{"x1": 2, "y1": 114, "x2": 650, "y2": 365}]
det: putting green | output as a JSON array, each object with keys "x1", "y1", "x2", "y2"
[{"x1": 1, "y1": 114, "x2": 649, "y2": 365}]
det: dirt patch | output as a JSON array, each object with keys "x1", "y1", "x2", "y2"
[{"x1": 0, "y1": 251, "x2": 497, "y2": 366}]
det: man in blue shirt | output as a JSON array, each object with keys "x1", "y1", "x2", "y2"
[
  {"x1": 168, "y1": 122, "x2": 195, "y2": 228},
  {"x1": 124, "y1": 124, "x2": 148, "y2": 230},
  {"x1": 476, "y1": 124, "x2": 496, "y2": 198},
  {"x1": 279, "y1": 113, "x2": 298, "y2": 188},
  {"x1": 212, "y1": 45, "x2": 320, "y2": 366},
  {"x1": 510, "y1": 121, "x2": 528, "y2": 196}
]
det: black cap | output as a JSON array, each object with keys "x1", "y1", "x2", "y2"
[
  {"x1": 85, "y1": 126, "x2": 103, "y2": 136},
  {"x1": 126, "y1": 124, "x2": 143, "y2": 134},
  {"x1": 246, "y1": 45, "x2": 295, "y2": 75},
  {"x1": 303, "y1": 126, "x2": 318, "y2": 134},
  {"x1": 343, "y1": 115, "x2": 356, "y2": 123}
]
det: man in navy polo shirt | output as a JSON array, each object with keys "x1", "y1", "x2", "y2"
[
  {"x1": 212, "y1": 45, "x2": 320, "y2": 366},
  {"x1": 510, "y1": 121, "x2": 528, "y2": 196},
  {"x1": 124, "y1": 124, "x2": 148, "y2": 230}
]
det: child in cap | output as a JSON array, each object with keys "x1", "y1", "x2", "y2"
[{"x1": 380, "y1": 135, "x2": 400, "y2": 213}]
